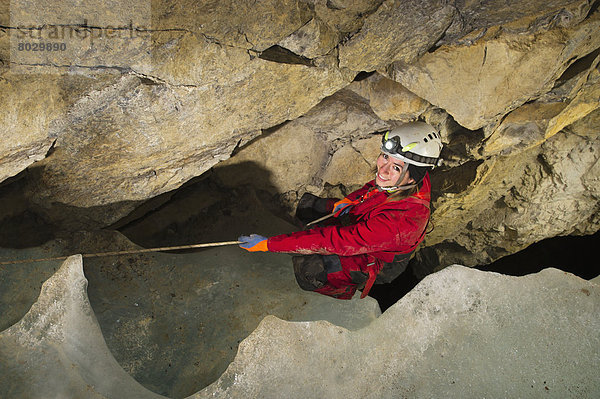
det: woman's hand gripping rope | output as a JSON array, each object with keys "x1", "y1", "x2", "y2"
[{"x1": 238, "y1": 234, "x2": 269, "y2": 252}]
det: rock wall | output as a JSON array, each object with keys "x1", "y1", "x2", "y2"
[{"x1": 1, "y1": 0, "x2": 599, "y2": 268}]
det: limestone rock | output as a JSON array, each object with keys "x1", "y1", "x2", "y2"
[
  {"x1": 321, "y1": 143, "x2": 373, "y2": 187},
  {"x1": 2, "y1": 0, "x2": 355, "y2": 215},
  {"x1": 339, "y1": 0, "x2": 456, "y2": 71},
  {"x1": 151, "y1": 0, "x2": 313, "y2": 52},
  {"x1": 296, "y1": 88, "x2": 390, "y2": 142},
  {"x1": 538, "y1": 128, "x2": 600, "y2": 222},
  {"x1": 568, "y1": 105, "x2": 600, "y2": 140},
  {"x1": 3, "y1": 32, "x2": 351, "y2": 215},
  {"x1": 481, "y1": 102, "x2": 567, "y2": 157},
  {"x1": 278, "y1": 17, "x2": 339, "y2": 59},
  {"x1": 319, "y1": 135, "x2": 381, "y2": 189},
  {"x1": 278, "y1": 0, "x2": 386, "y2": 58},
  {"x1": 338, "y1": 0, "x2": 592, "y2": 72},
  {"x1": 424, "y1": 118, "x2": 600, "y2": 269},
  {"x1": 193, "y1": 266, "x2": 600, "y2": 398},
  {"x1": 0, "y1": 255, "x2": 166, "y2": 399},
  {"x1": 0, "y1": 75, "x2": 56, "y2": 183},
  {"x1": 482, "y1": 52, "x2": 600, "y2": 157},
  {"x1": 311, "y1": 0, "x2": 385, "y2": 36},
  {"x1": 214, "y1": 123, "x2": 330, "y2": 195},
  {"x1": 215, "y1": 89, "x2": 388, "y2": 201},
  {"x1": 5, "y1": 0, "x2": 153, "y2": 73},
  {"x1": 0, "y1": 69, "x2": 121, "y2": 184},
  {"x1": 545, "y1": 62, "x2": 600, "y2": 140},
  {"x1": 438, "y1": 0, "x2": 593, "y2": 45},
  {"x1": 389, "y1": 10, "x2": 600, "y2": 130},
  {"x1": 352, "y1": 134, "x2": 383, "y2": 164},
  {"x1": 347, "y1": 72, "x2": 430, "y2": 121}
]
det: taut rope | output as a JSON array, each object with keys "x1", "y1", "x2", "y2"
[{"x1": 0, "y1": 240, "x2": 243, "y2": 265}]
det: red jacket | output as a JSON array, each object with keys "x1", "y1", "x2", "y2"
[{"x1": 268, "y1": 174, "x2": 431, "y2": 299}]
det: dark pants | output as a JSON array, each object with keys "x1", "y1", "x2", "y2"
[
  {"x1": 292, "y1": 252, "x2": 412, "y2": 299},
  {"x1": 292, "y1": 254, "x2": 371, "y2": 299}
]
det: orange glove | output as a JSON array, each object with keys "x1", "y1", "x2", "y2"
[
  {"x1": 238, "y1": 234, "x2": 269, "y2": 252},
  {"x1": 332, "y1": 197, "x2": 355, "y2": 217}
]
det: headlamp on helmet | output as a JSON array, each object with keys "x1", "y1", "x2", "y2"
[{"x1": 380, "y1": 122, "x2": 442, "y2": 168}]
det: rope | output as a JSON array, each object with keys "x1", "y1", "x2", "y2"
[
  {"x1": 0, "y1": 240, "x2": 243, "y2": 266},
  {"x1": 305, "y1": 212, "x2": 334, "y2": 227}
]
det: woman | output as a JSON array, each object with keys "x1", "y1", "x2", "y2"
[{"x1": 238, "y1": 122, "x2": 443, "y2": 300}]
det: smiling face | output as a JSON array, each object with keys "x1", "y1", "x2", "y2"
[{"x1": 375, "y1": 153, "x2": 414, "y2": 188}]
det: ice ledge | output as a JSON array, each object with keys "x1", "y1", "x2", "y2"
[
  {"x1": 0, "y1": 255, "x2": 166, "y2": 399},
  {"x1": 195, "y1": 266, "x2": 600, "y2": 398},
  {"x1": 2, "y1": 260, "x2": 598, "y2": 399}
]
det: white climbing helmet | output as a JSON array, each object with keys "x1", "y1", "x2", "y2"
[{"x1": 381, "y1": 122, "x2": 443, "y2": 168}]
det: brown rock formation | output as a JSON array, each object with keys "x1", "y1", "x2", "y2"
[{"x1": 0, "y1": 0, "x2": 598, "y2": 278}]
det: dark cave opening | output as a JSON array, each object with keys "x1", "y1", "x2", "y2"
[
  {"x1": 369, "y1": 230, "x2": 600, "y2": 312},
  {"x1": 475, "y1": 230, "x2": 600, "y2": 279}
]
